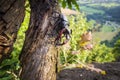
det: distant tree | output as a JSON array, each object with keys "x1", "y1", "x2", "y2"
[{"x1": 113, "y1": 39, "x2": 120, "y2": 61}]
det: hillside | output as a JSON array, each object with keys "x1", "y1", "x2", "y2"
[
  {"x1": 77, "y1": 1, "x2": 120, "y2": 46},
  {"x1": 92, "y1": 31, "x2": 119, "y2": 41}
]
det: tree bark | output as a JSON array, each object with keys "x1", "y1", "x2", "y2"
[
  {"x1": 0, "y1": 0, "x2": 25, "y2": 63},
  {"x1": 20, "y1": 0, "x2": 59, "y2": 80}
]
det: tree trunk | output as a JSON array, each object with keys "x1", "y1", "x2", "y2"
[
  {"x1": 20, "y1": 0, "x2": 59, "y2": 80},
  {"x1": 0, "y1": 0, "x2": 25, "y2": 63}
]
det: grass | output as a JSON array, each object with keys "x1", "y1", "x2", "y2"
[
  {"x1": 92, "y1": 31, "x2": 119, "y2": 41},
  {"x1": 80, "y1": 6, "x2": 104, "y2": 14}
]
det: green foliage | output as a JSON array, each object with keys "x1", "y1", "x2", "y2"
[
  {"x1": 100, "y1": 25, "x2": 115, "y2": 32},
  {"x1": 25, "y1": 0, "x2": 30, "y2": 13},
  {"x1": 89, "y1": 44, "x2": 115, "y2": 63},
  {"x1": 0, "y1": 11, "x2": 30, "y2": 80},
  {"x1": 99, "y1": 2, "x2": 120, "y2": 8},
  {"x1": 80, "y1": 6, "x2": 105, "y2": 15},
  {"x1": 69, "y1": 14, "x2": 91, "y2": 50},
  {"x1": 78, "y1": 1, "x2": 120, "y2": 31},
  {"x1": 100, "y1": 31, "x2": 120, "y2": 47},
  {"x1": 59, "y1": 0, "x2": 80, "y2": 10},
  {"x1": 59, "y1": 14, "x2": 115, "y2": 69},
  {"x1": 113, "y1": 39, "x2": 120, "y2": 61}
]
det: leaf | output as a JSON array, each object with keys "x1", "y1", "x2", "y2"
[
  {"x1": 25, "y1": 0, "x2": 30, "y2": 8},
  {"x1": 0, "y1": 70, "x2": 6, "y2": 76},
  {"x1": 25, "y1": 3, "x2": 30, "y2": 8},
  {"x1": 71, "y1": 0, "x2": 80, "y2": 10},
  {"x1": 58, "y1": 0, "x2": 62, "y2": 3},
  {"x1": 67, "y1": 0, "x2": 72, "y2": 9},
  {"x1": 62, "y1": 0, "x2": 67, "y2": 8},
  {"x1": 101, "y1": 71, "x2": 106, "y2": 75},
  {"x1": 0, "y1": 58, "x2": 18, "y2": 69},
  {"x1": 0, "y1": 75, "x2": 13, "y2": 80},
  {"x1": 25, "y1": 9, "x2": 30, "y2": 13}
]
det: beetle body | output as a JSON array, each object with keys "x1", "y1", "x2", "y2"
[{"x1": 54, "y1": 14, "x2": 71, "y2": 46}]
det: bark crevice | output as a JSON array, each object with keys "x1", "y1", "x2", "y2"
[{"x1": 0, "y1": 0, "x2": 25, "y2": 63}]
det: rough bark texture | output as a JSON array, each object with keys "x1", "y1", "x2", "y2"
[
  {"x1": 57, "y1": 62, "x2": 120, "y2": 80},
  {"x1": 20, "y1": 0, "x2": 59, "y2": 80},
  {"x1": 0, "y1": 0, "x2": 25, "y2": 63}
]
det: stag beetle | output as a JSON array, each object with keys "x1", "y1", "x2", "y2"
[{"x1": 53, "y1": 13, "x2": 72, "y2": 46}]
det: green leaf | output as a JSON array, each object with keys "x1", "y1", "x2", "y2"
[
  {"x1": 25, "y1": 0, "x2": 30, "y2": 8},
  {"x1": 0, "y1": 70, "x2": 6, "y2": 76},
  {"x1": 0, "y1": 58, "x2": 18, "y2": 69},
  {"x1": 25, "y1": 3, "x2": 30, "y2": 8},
  {"x1": 62, "y1": 0, "x2": 67, "y2": 8},
  {"x1": 26, "y1": 9, "x2": 30, "y2": 13},
  {"x1": 71, "y1": 0, "x2": 80, "y2": 10},
  {"x1": 67, "y1": 0, "x2": 72, "y2": 9},
  {"x1": 0, "y1": 75, "x2": 13, "y2": 80}
]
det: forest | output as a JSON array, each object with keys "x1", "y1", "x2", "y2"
[{"x1": 0, "y1": 0, "x2": 120, "y2": 80}]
